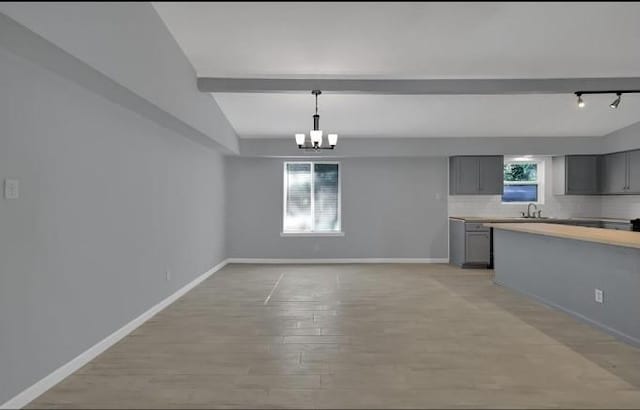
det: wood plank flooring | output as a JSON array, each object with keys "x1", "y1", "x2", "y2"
[{"x1": 28, "y1": 263, "x2": 640, "y2": 408}]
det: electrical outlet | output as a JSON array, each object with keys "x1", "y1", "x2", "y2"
[
  {"x1": 595, "y1": 289, "x2": 604, "y2": 304},
  {"x1": 165, "y1": 270, "x2": 171, "y2": 281},
  {"x1": 4, "y1": 179, "x2": 19, "y2": 199}
]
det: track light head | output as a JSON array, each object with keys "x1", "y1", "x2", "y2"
[
  {"x1": 576, "y1": 93, "x2": 585, "y2": 108},
  {"x1": 610, "y1": 93, "x2": 622, "y2": 109}
]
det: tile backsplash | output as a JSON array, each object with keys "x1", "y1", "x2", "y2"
[
  {"x1": 448, "y1": 194, "x2": 602, "y2": 219},
  {"x1": 601, "y1": 196, "x2": 640, "y2": 220},
  {"x1": 449, "y1": 193, "x2": 640, "y2": 220}
]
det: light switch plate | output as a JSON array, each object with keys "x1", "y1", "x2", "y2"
[
  {"x1": 4, "y1": 179, "x2": 19, "y2": 199},
  {"x1": 595, "y1": 289, "x2": 604, "y2": 304}
]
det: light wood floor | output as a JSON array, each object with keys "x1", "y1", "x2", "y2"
[{"x1": 28, "y1": 263, "x2": 640, "y2": 409}]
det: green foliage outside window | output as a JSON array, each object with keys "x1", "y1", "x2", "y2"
[{"x1": 504, "y1": 163, "x2": 537, "y2": 182}]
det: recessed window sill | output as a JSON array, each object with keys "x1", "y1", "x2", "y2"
[{"x1": 280, "y1": 231, "x2": 345, "y2": 237}]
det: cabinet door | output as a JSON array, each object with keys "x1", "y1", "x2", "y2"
[
  {"x1": 453, "y1": 157, "x2": 480, "y2": 194},
  {"x1": 601, "y1": 152, "x2": 628, "y2": 194},
  {"x1": 565, "y1": 155, "x2": 600, "y2": 194},
  {"x1": 465, "y1": 232, "x2": 490, "y2": 264},
  {"x1": 478, "y1": 156, "x2": 504, "y2": 195},
  {"x1": 627, "y1": 150, "x2": 640, "y2": 194}
]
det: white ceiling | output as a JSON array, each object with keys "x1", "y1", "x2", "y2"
[
  {"x1": 153, "y1": 2, "x2": 640, "y2": 139},
  {"x1": 153, "y1": 2, "x2": 640, "y2": 79},
  {"x1": 213, "y1": 93, "x2": 640, "y2": 138}
]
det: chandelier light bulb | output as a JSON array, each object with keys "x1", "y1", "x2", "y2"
[
  {"x1": 328, "y1": 134, "x2": 338, "y2": 146},
  {"x1": 295, "y1": 133, "x2": 306, "y2": 146},
  {"x1": 310, "y1": 130, "x2": 323, "y2": 146},
  {"x1": 576, "y1": 94, "x2": 585, "y2": 108}
]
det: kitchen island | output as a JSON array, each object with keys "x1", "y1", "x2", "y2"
[
  {"x1": 449, "y1": 216, "x2": 631, "y2": 269},
  {"x1": 488, "y1": 223, "x2": 640, "y2": 346}
]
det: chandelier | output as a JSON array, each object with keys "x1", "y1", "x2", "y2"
[{"x1": 295, "y1": 90, "x2": 338, "y2": 150}]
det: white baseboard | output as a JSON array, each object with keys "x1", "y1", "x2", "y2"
[
  {"x1": 0, "y1": 259, "x2": 229, "y2": 410},
  {"x1": 227, "y1": 258, "x2": 449, "y2": 264}
]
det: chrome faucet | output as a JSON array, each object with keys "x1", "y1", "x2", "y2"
[{"x1": 527, "y1": 203, "x2": 538, "y2": 218}]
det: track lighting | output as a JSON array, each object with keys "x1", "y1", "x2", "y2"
[
  {"x1": 610, "y1": 93, "x2": 622, "y2": 109},
  {"x1": 574, "y1": 90, "x2": 639, "y2": 110}
]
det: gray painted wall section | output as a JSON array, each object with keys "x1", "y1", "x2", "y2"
[
  {"x1": 0, "y1": 45, "x2": 226, "y2": 404},
  {"x1": 226, "y1": 157, "x2": 448, "y2": 259},
  {"x1": 238, "y1": 137, "x2": 604, "y2": 158},
  {"x1": 493, "y1": 229, "x2": 640, "y2": 346},
  {"x1": 0, "y1": 4, "x2": 238, "y2": 153},
  {"x1": 602, "y1": 121, "x2": 640, "y2": 153}
]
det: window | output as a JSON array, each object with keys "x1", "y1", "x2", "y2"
[
  {"x1": 283, "y1": 162, "x2": 342, "y2": 235},
  {"x1": 502, "y1": 160, "x2": 542, "y2": 203}
]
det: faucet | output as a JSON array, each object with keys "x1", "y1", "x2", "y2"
[{"x1": 527, "y1": 203, "x2": 538, "y2": 218}]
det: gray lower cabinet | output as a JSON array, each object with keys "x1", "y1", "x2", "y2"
[
  {"x1": 449, "y1": 156, "x2": 504, "y2": 195},
  {"x1": 601, "y1": 222, "x2": 632, "y2": 231},
  {"x1": 465, "y1": 232, "x2": 491, "y2": 264},
  {"x1": 449, "y1": 219, "x2": 490, "y2": 268}
]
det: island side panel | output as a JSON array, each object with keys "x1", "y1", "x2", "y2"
[
  {"x1": 449, "y1": 219, "x2": 466, "y2": 267},
  {"x1": 493, "y1": 229, "x2": 640, "y2": 346}
]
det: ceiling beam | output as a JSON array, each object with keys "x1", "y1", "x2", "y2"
[{"x1": 198, "y1": 77, "x2": 640, "y2": 95}]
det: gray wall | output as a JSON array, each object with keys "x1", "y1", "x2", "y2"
[
  {"x1": 0, "y1": 44, "x2": 226, "y2": 403},
  {"x1": 602, "y1": 120, "x2": 640, "y2": 154},
  {"x1": 226, "y1": 157, "x2": 448, "y2": 259},
  {"x1": 0, "y1": 4, "x2": 238, "y2": 153}
]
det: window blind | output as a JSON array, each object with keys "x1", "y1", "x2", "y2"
[
  {"x1": 284, "y1": 163, "x2": 312, "y2": 232},
  {"x1": 284, "y1": 162, "x2": 340, "y2": 233}
]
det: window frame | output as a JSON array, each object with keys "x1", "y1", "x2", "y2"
[
  {"x1": 281, "y1": 161, "x2": 343, "y2": 237},
  {"x1": 501, "y1": 158, "x2": 545, "y2": 205}
]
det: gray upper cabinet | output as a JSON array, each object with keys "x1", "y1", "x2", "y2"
[
  {"x1": 627, "y1": 150, "x2": 640, "y2": 194},
  {"x1": 553, "y1": 155, "x2": 600, "y2": 195},
  {"x1": 478, "y1": 156, "x2": 504, "y2": 194},
  {"x1": 450, "y1": 156, "x2": 481, "y2": 194},
  {"x1": 555, "y1": 150, "x2": 640, "y2": 195},
  {"x1": 449, "y1": 156, "x2": 504, "y2": 195},
  {"x1": 601, "y1": 152, "x2": 628, "y2": 194},
  {"x1": 566, "y1": 155, "x2": 600, "y2": 194}
]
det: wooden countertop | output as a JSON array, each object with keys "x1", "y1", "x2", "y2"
[
  {"x1": 450, "y1": 216, "x2": 629, "y2": 224},
  {"x1": 486, "y1": 223, "x2": 640, "y2": 250}
]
